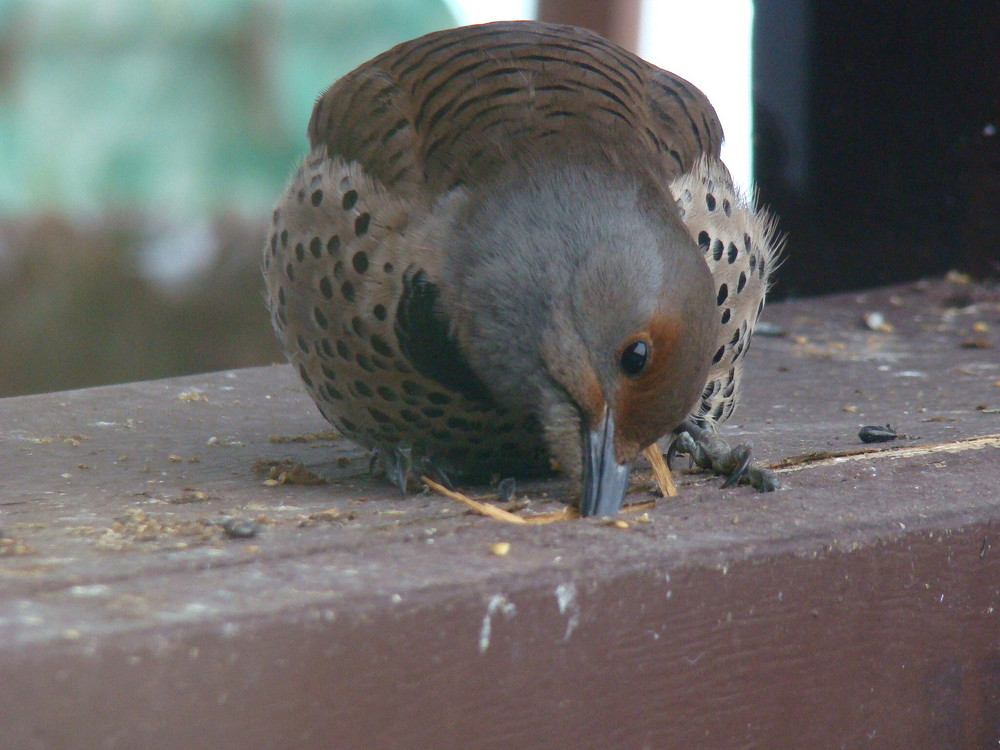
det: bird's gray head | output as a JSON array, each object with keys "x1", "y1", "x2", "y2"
[{"x1": 446, "y1": 157, "x2": 716, "y2": 516}]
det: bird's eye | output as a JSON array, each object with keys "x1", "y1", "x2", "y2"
[{"x1": 619, "y1": 339, "x2": 649, "y2": 376}]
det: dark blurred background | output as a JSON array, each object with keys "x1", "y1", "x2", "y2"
[
  {"x1": 1, "y1": 0, "x2": 997, "y2": 397},
  {"x1": 753, "y1": 0, "x2": 1000, "y2": 296}
]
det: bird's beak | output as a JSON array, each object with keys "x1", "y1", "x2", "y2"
[{"x1": 580, "y1": 406, "x2": 632, "y2": 517}]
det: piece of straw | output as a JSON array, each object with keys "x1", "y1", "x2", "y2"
[
  {"x1": 643, "y1": 444, "x2": 677, "y2": 497},
  {"x1": 421, "y1": 476, "x2": 579, "y2": 524}
]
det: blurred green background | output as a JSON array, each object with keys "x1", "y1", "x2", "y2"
[{"x1": 0, "y1": 0, "x2": 456, "y2": 396}]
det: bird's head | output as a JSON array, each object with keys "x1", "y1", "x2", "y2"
[
  {"x1": 538, "y1": 212, "x2": 716, "y2": 516},
  {"x1": 445, "y1": 158, "x2": 716, "y2": 515}
]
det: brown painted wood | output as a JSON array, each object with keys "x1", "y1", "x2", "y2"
[{"x1": 1, "y1": 276, "x2": 999, "y2": 748}]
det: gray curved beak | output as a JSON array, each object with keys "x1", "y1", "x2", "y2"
[{"x1": 580, "y1": 407, "x2": 632, "y2": 517}]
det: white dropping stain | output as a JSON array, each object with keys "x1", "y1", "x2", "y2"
[
  {"x1": 555, "y1": 581, "x2": 580, "y2": 641},
  {"x1": 478, "y1": 594, "x2": 515, "y2": 654},
  {"x1": 180, "y1": 602, "x2": 212, "y2": 617},
  {"x1": 69, "y1": 584, "x2": 110, "y2": 597}
]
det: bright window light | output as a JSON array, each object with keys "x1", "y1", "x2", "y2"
[
  {"x1": 443, "y1": 0, "x2": 537, "y2": 24},
  {"x1": 639, "y1": 0, "x2": 754, "y2": 189}
]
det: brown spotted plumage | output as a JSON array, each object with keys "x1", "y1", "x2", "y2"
[
  {"x1": 670, "y1": 157, "x2": 781, "y2": 428},
  {"x1": 263, "y1": 21, "x2": 780, "y2": 515}
]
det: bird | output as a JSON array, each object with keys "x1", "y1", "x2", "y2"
[{"x1": 263, "y1": 20, "x2": 781, "y2": 516}]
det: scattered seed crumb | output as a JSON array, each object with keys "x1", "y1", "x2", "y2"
[
  {"x1": 490, "y1": 542, "x2": 511, "y2": 556},
  {"x1": 859, "y1": 425, "x2": 899, "y2": 443},
  {"x1": 862, "y1": 312, "x2": 894, "y2": 332},
  {"x1": 945, "y1": 269, "x2": 972, "y2": 284},
  {"x1": 65, "y1": 526, "x2": 102, "y2": 536},
  {"x1": 610, "y1": 519, "x2": 629, "y2": 529},
  {"x1": 253, "y1": 458, "x2": 282, "y2": 474},
  {"x1": 960, "y1": 338, "x2": 992, "y2": 349},
  {"x1": 220, "y1": 518, "x2": 260, "y2": 539},
  {"x1": 179, "y1": 391, "x2": 208, "y2": 403},
  {"x1": 972, "y1": 321, "x2": 990, "y2": 333},
  {"x1": 622, "y1": 499, "x2": 656, "y2": 513},
  {"x1": 305, "y1": 509, "x2": 342, "y2": 524},
  {"x1": 207, "y1": 436, "x2": 242, "y2": 447},
  {"x1": 13, "y1": 522, "x2": 46, "y2": 531},
  {"x1": 843, "y1": 405, "x2": 858, "y2": 413},
  {"x1": 265, "y1": 462, "x2": 326, "y2": 486},
  {"x1": 60, "y1": 473, "x2": 72, "y2": 479},
  {"x1": 169, "y1": 490, "x2": 208, "y2": 504},
  {"x1": 0, "y1": 537, "x2": 37, "y2": 556},
  {"x1": 267, "y1": 430, "x2": 342, "y2": 443},
  {"x1": 168, "y1": 454, "x2": 183, "y2": 463},
  {"x1": 97, "y1": 508, "x2": 223, "y2": 548}
]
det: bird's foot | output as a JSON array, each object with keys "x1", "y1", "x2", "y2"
[
  {"x1": 369, "y1": 445, "x2": 455, "y2": 495},
  {"x1": 668, "y1": 422, "x2": 778, "y2": 492},
  {"x1": 495, "y1": 477, "x2": 517, "y2": 501}
]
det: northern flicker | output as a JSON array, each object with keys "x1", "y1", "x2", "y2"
[{"x1": 263, "y1": 21, "x2": 781, "y2": 516}]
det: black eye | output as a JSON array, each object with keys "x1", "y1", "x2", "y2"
[{"x1": 619, "y1": 339, "x2": 649, "y2": 376}]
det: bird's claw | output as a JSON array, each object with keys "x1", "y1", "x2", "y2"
[
  {"x1": 720, "y1": 444, "x2": 752, "y2": 488},
  {"x1": 371, "y1": 445, "x2": 454, "y2": 495},
  {"x1": 670, "y1": 423, "x2": 778, "y2": 492},
  {"x1": 748, "y1": 465, "x2": 780, "y2": 492},
  {"x1": 389, "y1": 446, "x2": 414, "y2": 496},
  {"x1": 496, "y1": 477, "x2": 517, "y2": 501}
]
